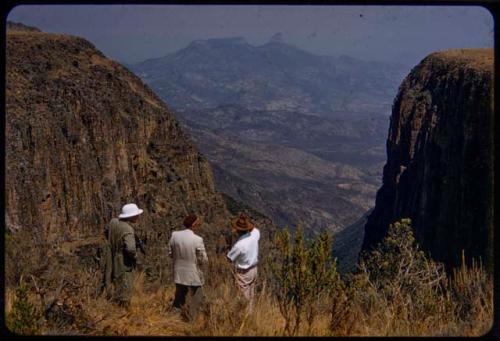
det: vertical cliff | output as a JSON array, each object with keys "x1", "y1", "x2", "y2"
[
  {"x1": 6, "y1": 23, "x2": 229, "y2": 249},
  {"x1": 361, "y1": 49, "x2": 493, "y2": 270}
]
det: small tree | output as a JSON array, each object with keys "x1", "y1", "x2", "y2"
[
  {"x1": 305, "y1": 231, "x2": 339, "y2": 333},
  {"x1": 6, "y1": 283, "x2": 41, "y2": 335},
  {"x1": 355, "y1": 218, "x2": 449, "y2": 332},
  {"x1": 269, "y1": 227, "x2": 340, "y2": 335},
  {"x1": 328, "y1": 272, "x2": 352, "y2": 336}
]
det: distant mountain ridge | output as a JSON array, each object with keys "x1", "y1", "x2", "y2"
[
  {"x1": 129, "y1": 36, "x2": 407, "y2": 235},
  {"x1": 177, "y1": 104, "x2": 388, "y2": 167},
  {"x1": 131, "y1": 37, "x2": 409, "y2": 116}
]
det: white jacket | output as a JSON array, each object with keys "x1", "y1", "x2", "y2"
[{"x1": 168, "y1": 229, "x2": 208, "y2": 286}]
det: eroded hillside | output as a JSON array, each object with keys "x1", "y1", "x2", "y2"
[{"x1": 6, "y1": 22, "x2": 231, "y2": 281}]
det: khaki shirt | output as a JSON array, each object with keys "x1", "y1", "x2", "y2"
[
  {"x1": 168, "y1": 229, "x2": 208, "y2": 286},
  {"x1": 107, "y1": 218, "x2": 136, "y2": 279}
]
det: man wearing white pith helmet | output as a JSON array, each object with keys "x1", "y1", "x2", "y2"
[{"x1": 105, "y1": 203, "x2": 143, "y2": 308}]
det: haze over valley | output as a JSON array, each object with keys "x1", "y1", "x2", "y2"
[{"x1": 130, "y1": 37, "x2": 409, "y2": 234}]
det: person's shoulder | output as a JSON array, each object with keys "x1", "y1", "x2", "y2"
[
  {"x1": 172, "y1": 229, "x2": 198, "y2": 239},
  {"x1": 193, "y1": 233, "x2": 204, "y2": 242},
  {"x1": 108, "y1": 218, "x2": 119, "y2": 228},
  {"x1": 232, "y1": 238, "x2": 244, "y2": 249},
  {"x1": 232, "y1": 239, "x2": 247, "y2": 254},
  {"x1": 118, "y1": 220, "x2": 134, "y2": 233},
  {"x1": 171, "y1": 229, "x2": 182, "y2": 238}
]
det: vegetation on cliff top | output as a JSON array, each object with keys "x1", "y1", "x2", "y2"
[
  {"x1": 5, "y1": 219, "x2": 492, "y2": 336},
  {"x1": 428, "y1": 48, "x2": 493, "y2": 72}
]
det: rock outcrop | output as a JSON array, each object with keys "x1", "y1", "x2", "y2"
[
  {"x1": 6, "y1": 23, "x2": 229, "y2": 249},
  {"x1": 361, "y1": 49, "x2": 493, "y2": 270}
]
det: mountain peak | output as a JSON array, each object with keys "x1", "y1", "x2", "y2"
[
  {"x1": 188, "y1": 36, "x2": 248, "y2": 48},
  {"x1": 269, "y1": 32, "x2": 284, "y2": 43},
  {"x1": 257, "y1": 40, "x2": 318, "y2": 60}
]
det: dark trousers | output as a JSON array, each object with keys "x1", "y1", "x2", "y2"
[{"x1": 172, "y1": 284, "x2": 203, "y2": 320}]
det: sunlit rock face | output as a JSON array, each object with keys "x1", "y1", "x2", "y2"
[
  {"x1": 362, "y1": 49, "x2": 493, "y2": 270},
  {"x1": 6, "y1": 22, "x2": 229, "y2": 248}
]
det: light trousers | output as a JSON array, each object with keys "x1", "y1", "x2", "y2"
[{"x1": 235, "y1": 266, "x2": 258, "y2": 311}]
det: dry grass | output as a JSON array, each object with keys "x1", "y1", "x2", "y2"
[
  {"x1": 5, "y1": 230, "x2": 493, "y2": 336},
  {"x1": 82, "y1": 273, "x2": 188, "y2": 336},
  {"x1": 430, "y1": 48, "x2": 493, "y2": 72},
  {"x1": 5, "y1": 262, "x2": 492, "y2": 336}
]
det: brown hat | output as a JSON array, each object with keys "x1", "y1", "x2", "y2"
[{"x1": 232, "y1": 213, "x2": 254, "y2": 232}]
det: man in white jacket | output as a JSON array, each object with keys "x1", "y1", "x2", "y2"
[
  {"x1": 168, "y1": 214, "x2": 208, "y2": 321},
  {"x1": 227, "y1": 213, "x2": 260, "y2": 311}
]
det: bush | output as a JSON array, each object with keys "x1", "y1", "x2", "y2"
[
  {"x1": 6, "y1": 283, "x2": 42, "y2": 335},
  {"x1": 269, "y1": 227, "x2": 341, "y2": 335},
  {"x1": 448, "y1": 252, "x2": 493, "y2": 335},
  {"x1": 350, "y1": 218, "x2": 492, "y2": 336},
  {"x1": 3, "y1": 218, "x2": 492, "y2": 336},
  {"x1": 359, "y1": 218, "x2": 448, "y2": 320}
]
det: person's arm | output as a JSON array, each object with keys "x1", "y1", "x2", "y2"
[
  {"x1": 123, "y1": 229, "x2": 137, "y2": 260},
  {"x1": 227, "y1": 244, "x2": 240, "y2": 264},
  {"x1": 196, "y1": 238, "x2": 208, "y2": 263},
  {"x1": 100, "y1": 242, "x2": 113, "y2": 293},
  {"x1": 253, "y1": 228, "x2": 260, "y2": 241},
  {"x1": 167, "y1": 234, "x2": 174, "y2": 258}
]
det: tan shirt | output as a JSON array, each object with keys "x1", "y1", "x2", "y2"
[{"x1": 168, "y1": 229, "x2": 208, "y2": 286}]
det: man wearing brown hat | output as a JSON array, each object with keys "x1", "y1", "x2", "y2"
[
  {"x1": 227, "y1": 213, "x2": 260, "y2": 311},
  {"x1": 168, "y1": 214, "x2": 208, "y2": 321}
]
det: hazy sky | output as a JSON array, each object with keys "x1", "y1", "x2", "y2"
[{"x1": 7, "y1": 5, "x2": 493, "y2": 66}]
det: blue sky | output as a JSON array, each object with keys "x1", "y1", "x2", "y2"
[{"x1": 7, "y1": 5, "x2": 493, "y2": 66}]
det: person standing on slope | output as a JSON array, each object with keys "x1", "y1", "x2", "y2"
[
  {"x1": 106, "y1": 203, "x2": 143, "y2": 308},
  {"x1": 168, "y1": 214, "x2": 208, "y2": 321},
  {"x1": 227, "y1": 213, "x2": 260, "y2": 312}
]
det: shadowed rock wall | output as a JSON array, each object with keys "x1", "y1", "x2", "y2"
[{"x1": 362, "y1": 49, "x2": 493, "y2": 270}]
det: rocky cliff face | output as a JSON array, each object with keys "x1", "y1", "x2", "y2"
[
  {"x1": 6, "y1": 23, "x2": 229, "y2": 249},
  {"x1": 361, "y1": 49, "x2": 493, "y2": 270}
]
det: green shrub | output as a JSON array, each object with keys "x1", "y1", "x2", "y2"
[
  {"x1": 348, "y1": 218, "x2": 492, "y2": 336},
  {"x1": 6, "y1": 284, "x2": 41, "y2": 335},
  {"x1": 356, "y1": 219, "x2": 448, "y2": 330},
  {"x1": 269, "y1": 227, "x2": 341, "y2": 335}
]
